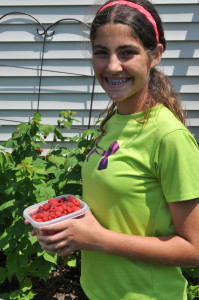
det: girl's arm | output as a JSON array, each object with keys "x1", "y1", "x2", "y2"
[{"x1": 38, "y1": 198, "x2": 199, "y2": 267}]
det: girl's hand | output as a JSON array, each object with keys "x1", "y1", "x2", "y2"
[
  {"x1": 24, "y1": 219, "x2": 38, "y2": 236},
  {"x1": 37, "y1": 210, "x2": 104, "y2": 256}
]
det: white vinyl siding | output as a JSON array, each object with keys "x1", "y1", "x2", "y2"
[{"x1": 0, "y1": 0, "x2": 198, "y2": 148}]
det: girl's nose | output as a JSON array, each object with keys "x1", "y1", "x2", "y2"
[{"x1": 106, "y1": 54, "x2": 123, "y2": 73}]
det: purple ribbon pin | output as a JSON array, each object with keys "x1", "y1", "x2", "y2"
[{"x1": 87, "y1": 141, "x2": 120, "y2": 170}]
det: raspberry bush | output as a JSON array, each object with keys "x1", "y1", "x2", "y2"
[{"x1": 0, "y1": 111, "x2": 98, "y2": 300}]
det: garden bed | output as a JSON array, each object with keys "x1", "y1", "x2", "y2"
[{"x1": 32, "y1": 264, "x2": 87, "y2": 300}]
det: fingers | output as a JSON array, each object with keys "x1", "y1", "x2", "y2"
[
  {"x1": 40, "y1": 236, "x2": 73, "y2": 256},
  {"x1": 38, "y1": 229, "x2": 67, "y2": 244},
  {"x1": 40, "y1": 219, "x2": 71, "y2": 232},
  {"x1": 31, "y1": 230, "x2": 37, "y2": 236},
  {"x1": 39, "y1": 209, "x2": 91, "y2": 232},
  {"x1": 57, "y1": 246, "x2": 73, "y2": 257},
  {"x1": 37, "y1": 226, "x2": 77, "y2": 255}
]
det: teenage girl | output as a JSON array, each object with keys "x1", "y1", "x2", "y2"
[{"x1": 37, "y1": 1, "x2": 199, "y2": 299}]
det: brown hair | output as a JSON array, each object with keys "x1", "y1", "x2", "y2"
[{"x1": 90, "y1": 0, "x2": 186, "y2": 142}]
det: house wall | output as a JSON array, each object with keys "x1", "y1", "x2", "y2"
[{"x1": 0, "y1": 0, "x2": 198, "y2": 149}]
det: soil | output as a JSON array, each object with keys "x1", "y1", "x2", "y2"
[{"x1": 32, "y1": 264, "x2": 89, "y2": 300}]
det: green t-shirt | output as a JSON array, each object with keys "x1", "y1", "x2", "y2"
[{"x1": 81, "y1": 105, "x2": 199, "y2": 300}]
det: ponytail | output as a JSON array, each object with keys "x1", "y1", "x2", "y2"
[{"x1": 148, "y1": 69, "x2": 186, "y2": 125}]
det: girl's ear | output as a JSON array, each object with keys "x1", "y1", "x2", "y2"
[{"x1": 151, "y1": 43, "x2": 164, "y2": 68}]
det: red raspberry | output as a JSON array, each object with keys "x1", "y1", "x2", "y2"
[
  {"x1": 56, "y1": 206, "x2": 64, "y2": 213},
  {"x1": 67, "y1": 195, "x2": 77, "y2": 202},
  {"x1": 55, "y1": 211, "x2": 62, "y2": 217},
  {"x1": 73, "y1": 206, "x2": 81, "y2": 212},
  {"x1": 48, "y1": 198, "x2": 57, "y2": 204},
  {"x1": 56, "y1": 198, "x2": 63, "y2": 206},
  {"x1": 62, "y1": 203, "x2": 68, "y2": 210},
  {"x1": 50, "y1": 206, "x2": 56, "y2": 212},
  {"x1": 64, "y1": 206, "x2": 72, "y2": 214},
  {"x1": 72, "y1": 199, "x2": 80, "y2": 206},
  {"x1": 60, "y1": 197, "x2": 67, "y2": 201},
  {"x1": 42, "y1": 203, "x2": 50, "y2": 211},
  {"x1": 66, "y1": 201, "x2": 74, "y2": 207},
  {"x1": 37, "y1": 148, "x2": 43, "y2": 154}
]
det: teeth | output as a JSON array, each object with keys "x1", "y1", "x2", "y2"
[{"x1": 107, "y1": 78, "x2": 129, "y2": 85}]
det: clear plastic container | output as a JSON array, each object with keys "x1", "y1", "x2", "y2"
[{"x1": 23, "y1": 194, "x2": 89, "y2": 229}]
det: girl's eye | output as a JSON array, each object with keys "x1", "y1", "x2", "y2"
[
  {"x1": 93, "y1": 51, "x2": 107, "y2": 56},
  {"x1": 121, "y1": 50, "x2": 137, "y2": 56}
]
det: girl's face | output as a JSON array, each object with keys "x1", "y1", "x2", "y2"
[{"x1": 92, "y1": 23, "x2": 162, "y2": 114}]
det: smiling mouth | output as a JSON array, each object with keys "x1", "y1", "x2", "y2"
[{"x1": 106, "y1": 78, "x2": 130, "y2": 86}]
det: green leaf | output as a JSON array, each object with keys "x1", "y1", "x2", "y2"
[
  {"x1": 10, "y1": 289, "x2": 21, "y2": 299},
  {"x1": 34, "y1": 135, "x2": 46, "y2": 144},
  {"x1": 64, "y1": 156, "x2": 78, "y2": 170},
  {"x1": 33, "y1": 166, "x2": 47, "y2": 175},
  {"x1": 12, "y1": 220, "x2": 27, "y2": 237},
  {"x1": 4, "y1": 185, "x2": 15, "y2": 196},
  {"x1": 0, "y1": 293, "x2": 10, "y2": 300},
  {"x1": 0, "y1": 199, "x2": 15, "y2": 211},
  {"x1": 5, "y1": 152, "x2": 14, "y2": 164},
  {"x1": 54, "y1": 127, "x2": 64, "y2": 140},
  {"x1": 0, "y1": 230, "x2": 10, "y2": 251},
  {"x1": 67, "y1": 258, "x2": 77, "y2": 267},
  {"x1": 0, "y1": 145, "x2": 6, "y2": 151},
  {"x1": 0, "y1": 267, "x2": 6, "y2": 283},
  {"x1": 31, "y1": 258, "x2": 55, "y2": 281},
  {"x1": 47, "y1": 155, "x2": 66, "y2": 166},
  {"x1": 22, "y1": 290, "x2": 36, "y2": 300},
  {"x1": 33, "y1": 183, "x2": 55, "y2": 202},
  {"x1": 20, "y1": 277, "x2": 32, "y2": 293},
  {"x1": 6, "y1": 252, "x2": 20, "y2": 279},
  {"x1": 43, "y1": 251, "x2": 57, "y2": 265},
  {"x1": 46, "y1": 166, "x2": 57, "y2": 174},
  {"x1": 59, "y1": 110, "x2": 76, "y2": 118},
  {"x1": 28, "y1": 233, "x2": 37, "y2": 245},
  {"x1": 40, "y1": 124, "x2": 55, "y2": 136},
  {"x1": 0, "y1": 152, "x2": 6, "y2": 169},
  {"x1": 32, "y1": 112, "x2": 42, "y2": 123},
  {"x1": 17, "y1": 122, "x2": 29, "y2": 134}
]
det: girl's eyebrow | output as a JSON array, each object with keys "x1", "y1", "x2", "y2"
[
  {"x1": 92, "y1": 45, "x2": 107, "y2": 50},
  {"x1": 118, "y1": 45, "x2": 140, "y2": 51},
  {"x1": 92, "y1": 44, "x2": 141, "y2": 51}
]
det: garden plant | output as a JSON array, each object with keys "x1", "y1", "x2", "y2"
[{"x1": 0, "y1": 111, "x2": 98, "y2": 300}]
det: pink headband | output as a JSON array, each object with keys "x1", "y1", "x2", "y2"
[{"x1": 98, "y1": 1, "x2": 159, "y2": 43}]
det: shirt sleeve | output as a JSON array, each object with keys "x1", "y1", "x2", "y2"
[{"x1": 154, "y1": 129, "x2": 199, "y2": 202}]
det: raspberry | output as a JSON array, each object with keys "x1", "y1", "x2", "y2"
[
  {"x1": 67, "y1": 195, "x2": 77, "y2": 202},
  {"x1": 56, "y1": 206, "x2": 64, "y2": 213},
  {"x1": 64, "y1": 206, "x2": 72, "y2": 213},
  {"x1": 42, "y1": 203, "x2": 50, "y2": 211},
  {"x1": 55, "y1": 211, "x2": 62, "y2": 217},
  {"x1": 73, "y1": 206, "x2": 81, "y2": 212},
  {"x1": 48, "y1": 198, "x2": 56, "y2": 204},
  {"x1": 50, "y1": 206, "x2": 56, "y2": 212},
  {"x1": 71, "y1": 199, "x2": 80, "y2": 206},
  {"x1": 30, "y1": 195, "x2": 82, "y2": 222},
  {"x1": 37, "y1": 148, "x2": 43, "y2": 154},
  {"x1": 56, "y1": 198, "x2": 63, "y2": 206},
  {"x1": 66, "y1": 201, "x2": 74, "y2": 207}
]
